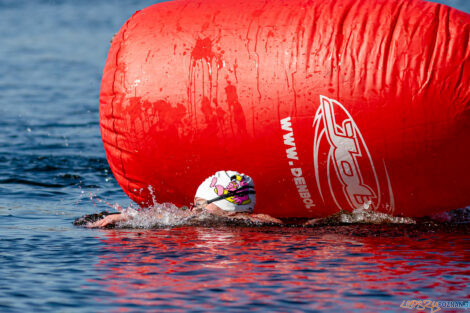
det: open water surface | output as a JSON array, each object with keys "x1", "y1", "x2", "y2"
[{"x1": 0, "y1": 1, "x2": 469, "y2": 312}]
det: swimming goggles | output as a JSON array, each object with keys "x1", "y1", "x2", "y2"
[{"x1": 190, "y1": 185, "x2": 255, "y2": 211}]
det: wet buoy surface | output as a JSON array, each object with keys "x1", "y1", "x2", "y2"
[{"x1": 100, "y1": 0, "x2": 470, "y2": 217}]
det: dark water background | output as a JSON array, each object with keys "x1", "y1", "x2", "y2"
[{"x1": 0, "y1": 1, "x2": 469, "y2": 312}]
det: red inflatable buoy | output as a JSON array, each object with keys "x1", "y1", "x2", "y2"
[{"x1": 100, "y1": 0, "x2": 470, "y2": 218}]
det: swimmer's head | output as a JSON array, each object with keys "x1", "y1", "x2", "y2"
[{"x1": 194, "y1": 170, "x2": 256, "y2": 213}]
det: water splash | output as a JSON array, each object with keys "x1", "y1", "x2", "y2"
[
  {"x1": 306, "y1": 203, "x2": 470, "y2": 226},
  {"x1": 306, "y1": 202, "x2": 416, "y2": 226},
  {"x1": 80, "y1": 188, "x2": 123, "y2": 212},
  {"x1": 117, "y1": 203, "x2": 199, "y2": 228},
  {"x1": 339, "y1": 202, "x2": 416, "y2": 224},
  {"x1": 113, "y1": 201, "x2": 418, "y2": 229},
  {"x1": 77, "y1": 191, "x2": 469, "y2": 228},
  {"x1": 116, "y1": 203, "x2": 274, "y2": 229}
]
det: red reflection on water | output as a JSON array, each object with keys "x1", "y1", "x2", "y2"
[{"x1": 89, "y1": 227, "x2": 469, "y2": 312}]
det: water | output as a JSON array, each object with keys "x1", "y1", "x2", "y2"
[{"x1": 0, "y1": 1, "x2": 469, "y2": 312}]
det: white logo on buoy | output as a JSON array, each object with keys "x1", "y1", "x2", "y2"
[{"x1": 313, "y1": 95, "x2": 394, "y2": 211}]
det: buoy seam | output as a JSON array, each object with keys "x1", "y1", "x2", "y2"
[
  {"x1": 111, "y1": 19, "x2": 131, "y2": 194},
  {"x1": 381, "y1": 0, "x2": 404, "y2": 92},
  {"x1": 102, "y1": 137, "x2": 134, "y2": 155},
  {"x1": 419, "y1": 3, "x2": 442, "y2": 95}
]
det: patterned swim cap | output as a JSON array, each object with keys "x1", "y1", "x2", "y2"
[{"x1": 195, "y1": 170, "x2": 256, "y2": 213}]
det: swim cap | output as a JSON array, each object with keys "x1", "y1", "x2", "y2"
[{"x1": 195, "y1": 170, "x2": 256, "y2": 213}]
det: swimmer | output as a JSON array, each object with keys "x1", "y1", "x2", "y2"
[{"x1": 85, "y1": 170, "x2": 282, "y2": 228}]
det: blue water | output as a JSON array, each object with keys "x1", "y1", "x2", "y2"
[{"x1": 0, "y1": 1, "x2": 469, "y2": 312}]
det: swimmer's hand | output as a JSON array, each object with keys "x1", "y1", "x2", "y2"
[
  {"x1": 250, "y1": 214, "x2": 283, "y2": 224},
  {"x1": 86, "y1": 213, "x2": 130, "y2": 228},
  {"x1": 303, "y1": 218, "x2": 323, "y2": 226},
  {"x1": 227, "y1": 212, "x2": 283, "y2": 225}
]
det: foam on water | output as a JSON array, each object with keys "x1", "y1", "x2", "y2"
[
  {"x1": 83, "y1": 191, "x2": 469, "y2": 229},
  {"x1": 114, "y1": 204, "x2": 274, "y2": 228},
  {"x1": 308, "y1": 202, "x2": 417, "y2": 225},
  {"x1": 118, "y1": 203, "x2": 203, "y2": 228}
]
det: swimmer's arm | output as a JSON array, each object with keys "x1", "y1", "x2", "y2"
[
  {"x1": 85, "y1": 206, "x2": 190, "y2": 228},
  {"x1": 228, "y1": 212, "x2": 283, "y2": 224},
  {"x1": 86, "y1": 213, "x2": 130, "y2": 228},
  {"x1": 251, "y1": 214, "x2": 283, "y2": 224}
]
